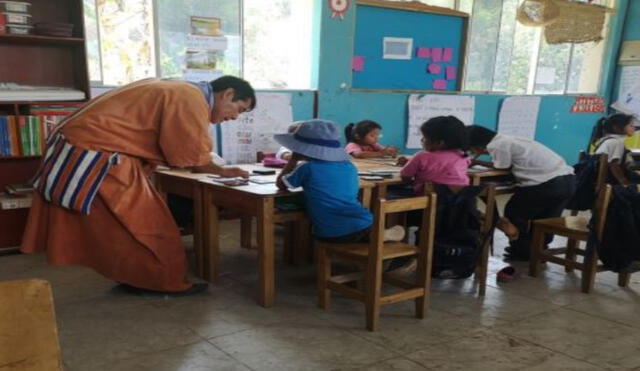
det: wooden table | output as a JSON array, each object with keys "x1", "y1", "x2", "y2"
[
  {"x1": 352, "y1": 158, "x2": 512, "y2": 196},
  {"x1": 156, "y1": 160, "x2": 507, "y2": 308}
]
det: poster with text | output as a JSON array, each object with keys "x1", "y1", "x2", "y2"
[
  {"x1": 220, "y1": 93, "x2": 293, "y2": 164},
  {"x1": 497, "y1": 96, "x2": 541, "y2": 140},
  {"x1": 406, "y1": 94, "x2": 475, "y2": 149}
]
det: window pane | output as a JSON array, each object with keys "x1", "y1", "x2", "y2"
[
  {"x1": 491, "y1": 0, "x2": 518, "y2": 92},
  {"x1": 505, "y1": 24, "x2": 539, "y2": 94},
  {"x1": 533, "y1": 40, "x2": 571, "y2": 94},
  {"x1": 458, "y1": 0, "x2": 473, "y2": 13},
  {"x1": 156, "y1": 0, "x2": 241, "y2": 81},
  {"x1": 422, "y1": 0, "x2": 455, "y2": 7},
  {"x1": 84, "y1": 0, "x2": 102, "y2": 82},
  {"x1": 243, "y1": 0, "x2": 313, "y2": 89},
  {"x1": 96, "y1": 0, "x2": 156, "y2": 86},
  {"x1": 463, "y1": 0, "x2": 502, "y2": 91}
]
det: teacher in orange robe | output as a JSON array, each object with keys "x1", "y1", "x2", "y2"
[{"x1": 21, "y1": 76, "x2": 255, "y2": 295}]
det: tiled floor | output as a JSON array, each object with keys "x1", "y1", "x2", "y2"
[{"x1": 2, "y1": 218, "x2": 640, "y2": 371}]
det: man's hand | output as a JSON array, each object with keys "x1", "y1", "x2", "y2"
[{"x1": 221, "y1": 167, "x2": 249, "y2": 178}]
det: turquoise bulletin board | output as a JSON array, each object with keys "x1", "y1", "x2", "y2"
[{"x1": 352, "y1": 0, "x2": 469, "y2": 92}]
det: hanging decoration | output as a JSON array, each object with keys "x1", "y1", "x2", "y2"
[
  {"x1": 329, "y1": 0, "x2": 350, "y2": 20},
  {"x1": 516, "y1": 0, "x2": 612, "y2": 44}
]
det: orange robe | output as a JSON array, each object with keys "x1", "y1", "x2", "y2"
[{"x1": 21, "y1": 79, "x2": 212, "y2": 291}]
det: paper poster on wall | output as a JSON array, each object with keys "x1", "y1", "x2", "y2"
[
  {"x1": 406, "y1": 94, "x2": 475, "y2": 149},
  {"x1": 612, "y1": 82, "x2": 640, "y2": 118},
  {"x1": 220, "y1": 93, "x2": 293, "y2": 164},
  {"x1": 618, "y1": 65, "x2": 640, "y2": 100},
  {"x1": 186, "y1": 35, "x2": 228, "y2": 51},
  {"x1": 498, "y1": 96, "x2": 541, "y2": 140},
  {"x1": 571, "y1": 96, "x2": 604, "y2": 113}
]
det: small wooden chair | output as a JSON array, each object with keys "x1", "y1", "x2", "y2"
[
  {"x1": 529, "y1": 184, "x2": 634, "y2": 293},
  {"x1": 316, "y1": 193, "x2": 437, "y2": 331}
]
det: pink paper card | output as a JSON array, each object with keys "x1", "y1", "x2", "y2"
[
  {"x1": 442, "y1": 48, "x2": 453, "y2": 62},
  {"x1": 352, "y1": 56, "x2": 364, "y2": 72},
  {"x1": 446, "y1": 66, "x2": 456, "y2": 80},
  {"x1": 427, "y1": 63, "x2": 441, "y2": 75},
  {"x1": 433, "y1": 79, "x2": 447, "y2": 90},
  {"x1": 431, "y1": 48, "x2": 443, "y2": 62},
  {"x1": 416, "y1": 47, "x2": 430, "y2": 58}
]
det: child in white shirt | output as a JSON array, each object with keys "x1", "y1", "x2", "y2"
[
  {"x1": 590, "y1": 113, "x2": 639, "y2": 185},
  {"x1": 468, "y1": 125, "x2": 576, "y2": 261}
]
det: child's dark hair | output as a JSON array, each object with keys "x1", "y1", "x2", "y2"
[
  {"x1": 344, "y1": 120, "x2": 382, "y2": 143},
  {"x1": 466, "y1": 125, "x2": 497, "y2": 149},
  {"x1": 421, "y1": 116, "x2": 468, "y2": 150},
  {"x1": 589, "y1": 113, "x2": 635, "y2": 147}
]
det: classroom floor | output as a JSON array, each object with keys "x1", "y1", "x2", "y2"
[{"x1": 2, "y1": 211, "x2": 640, "y2": 371}]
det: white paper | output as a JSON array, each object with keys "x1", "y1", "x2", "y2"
[
  {"x1": 186, "y1": 35, "x2": 228, "y2": 51},
  {"x1": 497, "y1": 96, "x2": 541, "y2": 140},
  {"x1": 406, "y1": 94, "x2": 475, "y2": 149},
  {"x1": 535, "y1": 67, "x2": 555, "y2": 85},
  {"x1": 619, "y1": 66, "x2": 640, "y2": 101},
  {"x1": 220, "y1": 93, "x2": 294, "y2": 164},
  {"x1": 612, "y1": 66, "x2": 640, "y2": 117},
  {"x1": 183, "y1": 68, "x2": 222, "y2": 82}
]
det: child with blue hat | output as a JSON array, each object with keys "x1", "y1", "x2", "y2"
[{"x1": 275, "y1": 119, "x2": 404, "y2": 243}]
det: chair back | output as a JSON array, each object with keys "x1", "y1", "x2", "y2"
[
  {"x1": 369, "y1": 194, "x2": 437, "y2": 257},
  {"x1": 594, "y1": 153, "x2": 609, "y2": 193}
]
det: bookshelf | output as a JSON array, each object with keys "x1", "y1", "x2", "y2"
[{"x1": 0, "y1": 0, "x2": 89, "y2": 250}]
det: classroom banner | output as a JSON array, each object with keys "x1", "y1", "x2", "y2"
[
  {"x1": 406, "y1": 94, "x2": 475, "y2": 149},
  {"x1": 220, "y1": 93, "x2": 293, "y2": 164}
]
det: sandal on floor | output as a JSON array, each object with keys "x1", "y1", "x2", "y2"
[{"x1": 496, "y1": 266, "x2": 518, "y2": 282}]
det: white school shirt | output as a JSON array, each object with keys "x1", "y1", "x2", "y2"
[
  {"x1": 594, "y1": 134, "x2": 628, "y2": 163},
  {"x1": 486, "y1": 134, "x2": 574, "y2": 187}
]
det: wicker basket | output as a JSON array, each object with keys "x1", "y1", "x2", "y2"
[
  {"x1": 543, "y1": 0, "x2": 607, "y2": 44},
  {"x1": 516, "y1": 0, "x2": 560, "y2": 27}
]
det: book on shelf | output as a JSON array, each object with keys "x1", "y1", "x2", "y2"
[
  {"x1": 0, "y1": 192, "x2": 33, "y2": 210},
  {"x1": 0, "y1": 110, "x2": 79, "y2": 157}
]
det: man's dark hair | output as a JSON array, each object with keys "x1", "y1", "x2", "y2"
[
  {"x1": 467, "y1": 125, "x2": 497, "y2": 148},
  {"x1": 420, "y1": 116, "x2": 467, "y2": 150},
  {"x1": 210, "y1": 75, "x2": 256, "y2": 110}
]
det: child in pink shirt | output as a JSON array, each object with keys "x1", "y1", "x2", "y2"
[
  {"x1": 399, "y1": 116, "x2": 470, "y2": 194},
  {"x1": 344, "y1": 120, "x2": 398, "y2": 159}
]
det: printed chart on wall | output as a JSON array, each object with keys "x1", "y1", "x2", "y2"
[
  {"x1": 497, "y1": 96, "x2": 541, "y2": 140},
  {"x1": 406, "y1": 94, "x2": 475, "y2": 149},
  {"x1": 220, "y1": 93, "x2": 293, "y2": 164}
]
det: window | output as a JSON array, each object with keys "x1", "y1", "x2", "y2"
[
  {"x1": 85, "y1": 0, "x2": 313, "y2": 89},
  {"x1": 390, "y1": 0, "x2": 615, "y2": 95}
]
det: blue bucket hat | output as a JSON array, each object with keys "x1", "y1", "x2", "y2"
[{"x1": 274, "y1": 119, "x2": 349, "y2": 162}]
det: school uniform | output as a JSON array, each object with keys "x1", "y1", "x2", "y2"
[
  {"x1": 487, "y1": 134, "x2": 576, "y2": 260},
  {"x1": 593, "y1": 134, "x2": 640, "y2": 183}
]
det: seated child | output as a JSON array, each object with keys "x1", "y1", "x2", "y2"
[
  {"x1": 345, "y1": 120, "x2": 398, "y2": 159},
  {"x1": 467, "y1": 125, "x2": 576, "y2": 261},
  {"x1": 275, "y1": 119, "x2": 403, "y2": 243},
  {"x1": 276, "y1": 122, "x2": 302, "y2": 161},
  {"x1": 400, "y1": 116, "x2": 471, "y2": 195},
  {"x1": 589, "y1": 113, "x2": 639, "y2": 185}
]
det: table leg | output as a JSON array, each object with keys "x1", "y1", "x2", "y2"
[
  {"x1": 192, "y1": 184, "x2": 204, "y2": 278},
  {"x1": 203, "y1": 187, "x2": 220, "y2": 282},
  {"x1": 256, "y1": 197, "x2": 276, "y2": 307}
]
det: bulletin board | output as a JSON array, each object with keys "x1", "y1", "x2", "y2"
[{"x1": 352, "y1": 0, "x2": 469, "y2": 92}]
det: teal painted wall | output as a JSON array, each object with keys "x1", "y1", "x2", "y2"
[{"x1": 314, "y1": 0, "x2": 630, "y2": 164}]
